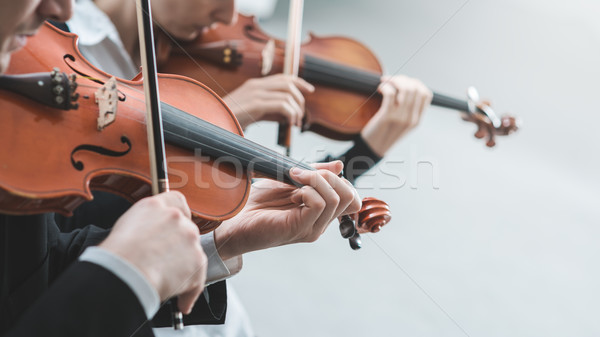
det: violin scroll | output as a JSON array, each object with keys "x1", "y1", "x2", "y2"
[
  {"x1": 338, "y1": 197, "x2": 391, "y2": 250},
  {"x1": 464, "y1": 87, "x2": 521, "y2": 147},
  {"x1": 356, "y1": 197, "x2": 391, "y2": 234}
]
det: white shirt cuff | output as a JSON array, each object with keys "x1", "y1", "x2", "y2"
[
  {"x1": 201, "y1": 232, "x2": 243, "y2": 284},
  {"x1": 79, "y1": 246, "x2": 160, "y2": 319}
]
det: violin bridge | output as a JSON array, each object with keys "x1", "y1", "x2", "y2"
[
  {"x1": 95, "y1": 77, "x2": 118, "y2": 130},
  {"x1": 261, "y1": 39, "x2": 275, "y2": 76}
]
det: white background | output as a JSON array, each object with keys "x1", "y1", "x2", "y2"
[{"x1": 232, "y1": 1, "x2": 600, "y2": 336}]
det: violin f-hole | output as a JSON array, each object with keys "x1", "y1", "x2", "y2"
[
  {"x1": 63, "y1": 54, "x2": 127, "y2": 102},
  {"x1": 70, "y1": 136, "x2": 132, "y2": 171}
]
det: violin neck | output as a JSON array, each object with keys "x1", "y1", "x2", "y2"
[
  {"x1": 161, "y1": 102, "x2": 312, "y2": 186},
  {"x1": 301, "y1": 55, "x2": 471, "y2": 113},
  {"x1": 430, "y1": 93, "x2": 470, "y2": 112}
]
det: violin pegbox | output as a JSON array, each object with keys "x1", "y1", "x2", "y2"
[{"x1": 464, "y1": 86, "x2": 521, "y2": 147}]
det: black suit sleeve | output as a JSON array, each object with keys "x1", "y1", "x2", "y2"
[
  {"x1": 55, "y1": 192, "x2": 229, "y2": 326},
  {"x1": 152, "y1": 280, "x2": 227, "y2": 327},
  {"x1": 3, "y1": 261, "x2": 154, "y2": 337},
  {"x1": 321, "y1": 136, "x2": 383, "y2": 184}
]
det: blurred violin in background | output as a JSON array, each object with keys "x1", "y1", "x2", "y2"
[{"x1": 158, "y1": 14, "x2": 520, "y2": 148}]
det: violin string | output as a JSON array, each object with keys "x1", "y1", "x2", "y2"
[
  {"x1": 430, "y1": 93, "x2": 469, "y2": 111},
  {"x1": 304, "y1": 56, "x2": 381, "y2": 92},
  {"x1": 217, "y1": 49, "x2": 471, "y2": 113},
  {"x1": 76, "y1": 81, "x2": 314, "y2": 177},
  {"x1": 28, "y1": 39, "x2": 314, "y2": 181},
  {"x1": 303, "y1": 52, "x2": 476, "y2": 125},
  {"x1": 165, "y1": 103, "x2": 316, "y2": 173},
  {"x1": 160, "y1": 101, "x2": 314, "y2": 172}
]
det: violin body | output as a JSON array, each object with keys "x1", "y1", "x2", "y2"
[
  {"x1": 1, "y1": 23, "x2": 249, "y2": 233},
  {"x1": 160, "y1": 14, "x2": 383, "y2": 140}
]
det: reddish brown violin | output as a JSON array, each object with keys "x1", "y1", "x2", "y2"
[
  {"x1": 159, "y1": 14, "x2": 519, "y2": 148},
  {"x1": 0, "y1": 22, "x2": 390, "y2": 242}
]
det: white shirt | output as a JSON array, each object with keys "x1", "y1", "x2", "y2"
[{"x1": 67, "y1": 0, "x2": 138, "y2": 80}]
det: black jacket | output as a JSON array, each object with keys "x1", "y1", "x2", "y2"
[
  {"x1": 55, "y1": 192, "x2": 228, "y2": 328},
  {"x1": 0, "y1": 213, "x2": 154, "y2": 336}
]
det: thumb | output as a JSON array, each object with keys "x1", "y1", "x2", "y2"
[{"x1": 177, "y1": 284, "x2": 204, "y2": 315}]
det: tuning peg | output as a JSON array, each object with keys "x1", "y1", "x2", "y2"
[
  {"x1": 51, "y1": 68, "x2": 63, "y2": 84},
  {"x1": 53, "y1": 85, "x2": 64, "y2": 95},
  {"x1": 349, "y1": 232, "x2": 362, "y2": 250},
  {"x1": 69, "y1": 74, "x2": 78, "y2": 92},
  {"x1": 467, "y1": 86, "x2": 479, "y2": 102},
  {"x1": 339, "y1": 214, "x2": 356, "y2": 239}
]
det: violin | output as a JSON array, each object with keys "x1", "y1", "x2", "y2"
[
  {"x1": 158, "y1": 14, "x2": 519, "y2": 147},
  {"x1": 0, "y1": 22, "x2": 390, "y2": 239}
]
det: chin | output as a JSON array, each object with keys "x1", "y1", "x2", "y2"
[
  {"x1": 0, "y1": 53, "x2": 10, "y2": 75},
  {"x1": 171, "y1": 29, "x2": 198, "y2": 42}
]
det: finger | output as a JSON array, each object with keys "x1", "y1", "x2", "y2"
[
  {"x1": 283, "y1": 82, "x2": 306, "y2": 125},
  {"x1": 376, "y1": 82, "x2": 397, "y2": 119},
  {"x1": 409, "y1": 89, "x2": 425, "y2": 128},
  {"x1": 264, "y1": 75, "x2": 307, "y2": 115},
  {"x1": 288, "y1": 170, "x2": 330, "y2": 233},
  {"x1": 403, "y1": 88, "x2": 418, "y2": 126},
  {"x1": 265, "y1": 91, "x2": 303, "y2": 126},
  {"x1": 288, "y1": 184, "x2": 327, "y2": 242},
  {"x1": 259, "y1": 99, "x2": 301, "y2": 126},
  {"x1": 388, "y1": 76, "x2": 409, "y2": 107},
  {"x1": 160, "y1": 191, "x2": 192, "y2": 219},
  {"x1": 340, "y1": 177, "x2": 362, "y2": 215},
  {"x1": 315, "y1": 169, "x2": 355, "y2": 224},
  {"x1": 415, "y1": 86, "x2": 433, "y2": 124},
  {"x1": 396, "y1": 89, "x2": 409, "y2": 125},
  {"x1": 290, "y1": 168, "x2": 340, "y2": 233},
  {"x1": 377, "y1": 80, "x2": 396, "y2": 100},
  {"x1": 311, "y1": 160, "x2": 343, "y2": 176},
  {"x1": 177, "y1": 283, "x2": 204, "y2": 315},
  {"x1": 284, "y1": 91, "x2": 304, "y2": 127},
  {"x1": 388, "y1": 77, "x2": 422, "y2": 127},
  {"x1": 292, "y1": 76, "x2": 315, "y2": 94}
]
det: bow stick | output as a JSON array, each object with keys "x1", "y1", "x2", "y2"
[
  {"x1": 277, "y1": 0, "x2": 304, "y2": 156},
  {"x1": 135, "y1": 0, "x2": 183, "y2": 330}
]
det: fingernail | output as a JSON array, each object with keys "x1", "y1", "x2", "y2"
[{"x1": 291, "y1": 167, "x2": 303, "y2": 176}]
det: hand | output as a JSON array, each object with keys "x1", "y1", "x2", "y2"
[
  {"x1": 99, "y1": 191, "x2": 206, "y2": 314},
  {"x1": 361, "y1": 75, "x2": 432, "y2": 156},
  {"x1": 223, "y1": 74, "x2": 315, "y2": 129},
  {"x1": 214, "y1": 161, "x2": 361, "y2": 260}
]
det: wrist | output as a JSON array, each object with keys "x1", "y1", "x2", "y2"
[
  {"x1": 361, "y1": 117, "x2": 408, "y2": 157},
  {"x1": 98, "y1": 242, "x2": 167, "y2": 300},
  {"x1": 213, "y1": 223, "x2": 239, "y2": 261}
]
